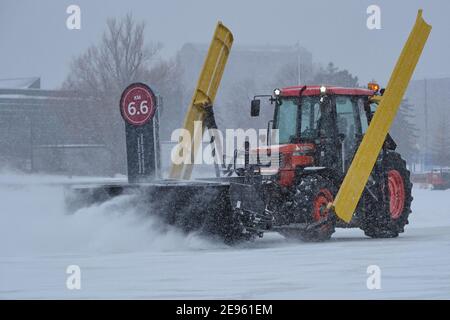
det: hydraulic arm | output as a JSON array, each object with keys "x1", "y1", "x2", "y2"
[{"x1": 169, "y1": 22, "x2": 233, "y2": 180}]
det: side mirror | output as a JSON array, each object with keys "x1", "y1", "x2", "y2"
[{"x1": 251, "y1": 99, "x2": 260, "y2": 117}]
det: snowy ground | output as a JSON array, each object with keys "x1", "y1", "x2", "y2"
[{"x1": 0, "y1": 173, "x2": 449, "y2": 299}]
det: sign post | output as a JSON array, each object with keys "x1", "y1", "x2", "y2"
[{"x1": 120, "y1": 83, "x2": 159, "y2": 183}]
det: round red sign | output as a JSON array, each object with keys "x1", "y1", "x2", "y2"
[{"x1": 120, "y1": 83, "x2": 156, "y2": 126}]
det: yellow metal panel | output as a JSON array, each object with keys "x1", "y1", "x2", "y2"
[
  {"x1": 333, "y1": 10, "x2": 431, "y2": 222},
  {"x1": 169, "y1": 22, "x2": 233, "y2": 179}
]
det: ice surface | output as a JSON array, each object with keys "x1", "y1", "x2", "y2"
[{"x1": 0, "y1": 174, "x2": 449, "y2": 299}]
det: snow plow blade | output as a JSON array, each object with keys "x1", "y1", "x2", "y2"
[
  {"x1": 169, "y1": 22, "x2": 233, "y2": 180},
  {"x1": 332, "y1": 10, "x2": 431, "y2": 223},
  {"x1": 66, "y1": 180, "x2": 245, "y2": 243}
]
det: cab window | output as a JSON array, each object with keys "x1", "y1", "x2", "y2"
[
  {"x1": 336, "y1": 96, "x2": 357, "y2": 141},
  {"x1": 300, "y1": 97, "x2": 321, "y2": 140},
  {"x1": 335, "y1": 95, "x2": 362, "y2": 171},
  {"x1": 358, "y1": 98, "x2": 368, "y2": 133}
]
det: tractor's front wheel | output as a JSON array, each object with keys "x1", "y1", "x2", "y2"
[
  {"x1": 280, "y1": 174, "x2": 337, "y2": 242},
  {"x1": 360, "y1": 152, "x2": 413, "y2": 238}
]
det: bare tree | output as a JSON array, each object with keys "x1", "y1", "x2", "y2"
[{"x1": 63, "y1": 14, "x2": 161, "y2": 96}]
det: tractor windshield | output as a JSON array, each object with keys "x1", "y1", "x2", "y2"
[{"x1": 275, "y1": 96, "x2": 322, "y2": 144}]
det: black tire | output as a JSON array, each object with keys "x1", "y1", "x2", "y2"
[
  {"x1": 360, "y1": 152, "x2": 413, "y2": 238},
  {"x1": 280, "y1": 174, "x2": 337, "y2": 242}
]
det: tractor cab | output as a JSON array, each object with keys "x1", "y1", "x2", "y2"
[{"x1": 250, "y1": 85, "x2": 378, "y2": 186}]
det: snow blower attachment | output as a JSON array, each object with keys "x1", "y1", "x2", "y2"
[{"x1": 68, "y1": 11, "x2": 431, "y2": 243}]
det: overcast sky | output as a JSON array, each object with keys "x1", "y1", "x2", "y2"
[{"x1": 1, "y1": 0, "x2": 449, "y2": 89}]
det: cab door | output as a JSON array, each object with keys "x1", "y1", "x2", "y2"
[{"x1": 335, "y1": 96, "x2": 364, "y2": 172}]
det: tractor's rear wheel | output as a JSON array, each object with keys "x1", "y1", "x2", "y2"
[
  {"x1": 360, "y1": 152, "x2": 413, "y2": 238},
  {"x1": 280, "y1": 174, "x2": 337, "y2": 242}
]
